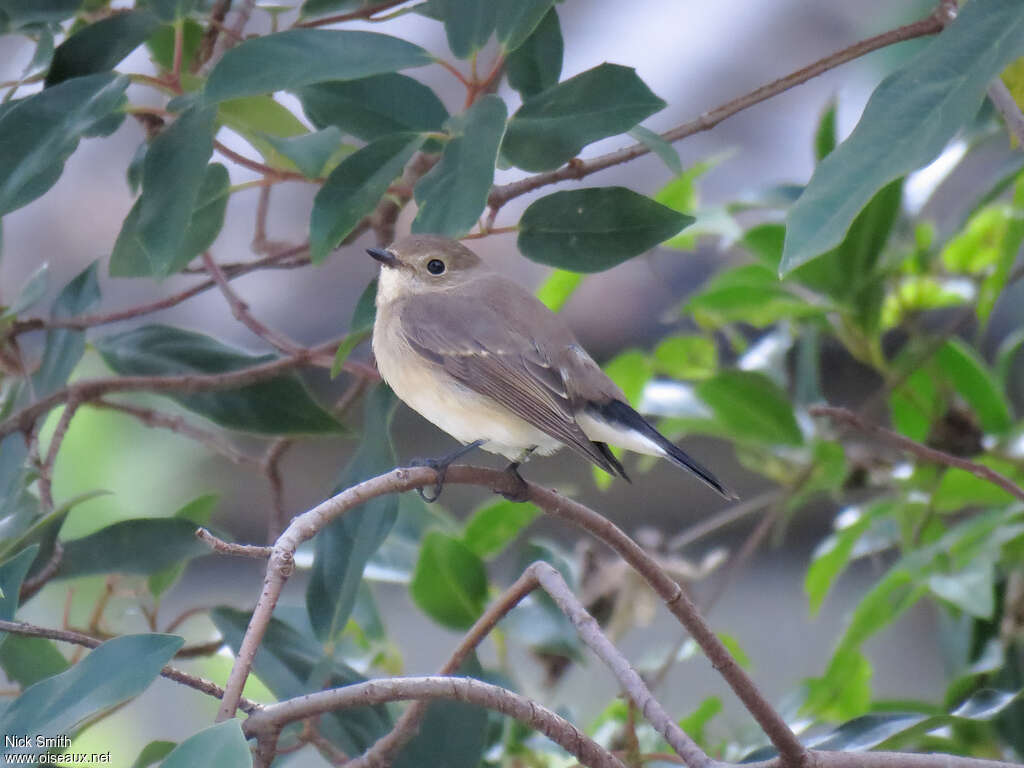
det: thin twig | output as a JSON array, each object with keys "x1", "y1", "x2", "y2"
[
  {"x1": 201, "y1": 252, "x2": 303, "y2": 356},
  {"x1": 38, "y1": 397, "x2": 80, "y2": 512},
  {"x1": 0, "y1": 619, "x2": 260, "y2": 713},
  {"x1": 90, "y1": 399, "x2": 256, "y2": 465},
  {"x1": 811, "y1": 405, "x2": 1024, "y2": 501},
  {"x1": 989, "y1": 78, "x2": 1024, "y2": 149},
  {"x1": 243, "y1": 676, "x2": 625, "y2": 768},
  {"x1": 668, "y1": 490, "x2": 782, "y2": 552},
  {"x1": 196, "y1": 527, "x2": 273, "y2": 559},
  {"x1": 262, "y1": 438, "x2": 292, "y2": 543},
  {"x1": 487, "y1": 8, "x2": 946, "y2": 211},
  {"x1": 19, "y1": 542, "x2": 63, "y2": 602}
]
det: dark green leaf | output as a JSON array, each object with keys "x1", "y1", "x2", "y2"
[
  {"x1": 462, "y1": 499, "x2": 540, "y2": 558},
  {"x1": 496, "y1": 0, "x2": 554, "y2": 52},
  {"x1": 502, "y1": 63, "x2": 665, "y2": 171},
  {"x1": 814, "y1": 99, "x2": 837, "y2": 163},
  {"x1": 112, "y1": 107, "x2": 216, "y2": 277},
  {"x1": 0, "y1": 73, "x2": 129, "y2": 216},
  {"x1": 0, "y1": 0, "x2": 80, "y2": 29},
  {"x1": 696, "y1": 370, "x2": 802, "y2": 445},
  {"x1": 432, "y1": 0, "x2": 497, "y2": 58},
  {"x1": 505, "y1": 6, "x2": 562, "y2": 98},
  {"x1": 332, "y1": 280, "x2": 376, "y2": 377},
  {"x1": 130, "y1": 741, "x2": 176, "y2": 768},
  {"x1": 311, "y1": 133, "x2": 424, "y2": 262},
  {"x1": 782, "y1": 0, "x2": 1024, "y2": 273},
  {"x1": 812, "y1": 711, "x2": 927, "y2": 751},
  {"x1": 412, "y1": 96, "x2": 507, "y2": 236},
  {"x1": 204, "y1": 30, "x2": 432, "y2": 103},
  {"x1": 935, "y1": 339, "x2": 1012, "y2": 434},
  {"x1": 55, "y1": 517, "x2": 211, "y2": 578},
  {"x1": 216, "y1": 95, "x2": 308, "y2": 172},
  {"x1": 518, "y1": 187, "x2": 691, "y2": 272},
  {"x1": 45, "y1": 10, "x2": 161, "y2": 86},
  {"x1": 144, "y1": 0, "x2": 197, "y2": 22},
  {"x1": 111, "y1": 162, "x2": 229, "y2": 277},
  {"x1": 307, "y1": 386, "x2": 399, "y2": 642},
  {"x1": 32, "y1": 262, "x2": 100, "y2": 398},
  {"x1": 212, "y1": 608, "x2": 392, "y2": 753},
  {"x1": 148, "y1": 494, "x2": 218, "y2": 598},
  {"x1": 95, "y1": 325, "x2": 341, "y2": 434},
  {"x1": 262, "y1": 126, "x2": 343, "y2": 179},
  {"x1": 162, "y1": 721, "x2": 251, "y2": 768},
  {"x1": 629, "y1": 125, "x2": 682, "y2": 176},
  {"x1": 146, "y1": 17, "x2": 203, "y2": 72},
  {"x1": 392, "y1": 655, "x2": 488, "y2": 768},
  {"x1": 0, "y1": 547, "x2": 38, "y2": 647},
  {"x1": 410, "y1": 531, "x2": 488, "y2": 629},
  {"x1": 0, "y1": 634, "x2": 182, "y2": 755},
  {"x1": 300, "y1": 0, "x2": 366, "y2": 16},
  {"x1": 367, "y1": 493, "x2": 459, "y2": 583},
  {"x1": 0, "y1": 635, "x2": 69, "y2": 688},
  {"x1": 299, "y1": 74, "x2": 448, "y2": 142}
]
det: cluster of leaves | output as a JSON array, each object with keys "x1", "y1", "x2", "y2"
[{"x1": 1, "y1": 0, "x2": 1024, "y2": 766}]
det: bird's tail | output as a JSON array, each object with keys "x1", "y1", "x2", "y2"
[{"x1": 586, "y1": 400, "x2": 739, "y2": 500}]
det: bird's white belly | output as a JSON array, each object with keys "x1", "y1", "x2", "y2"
[{"x1": 373, "y1": 322, "x2": 562, "y2": 461}]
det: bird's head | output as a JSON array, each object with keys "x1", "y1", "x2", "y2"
[{"x1": 367, "y1": 235, "x2": 486, "y2": 303}]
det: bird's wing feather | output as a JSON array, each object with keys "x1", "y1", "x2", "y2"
[{"x1": 398, "y1": 287, "x2": 625, "y2": 477}]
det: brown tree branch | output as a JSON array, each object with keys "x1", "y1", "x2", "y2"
[
  {"x1": 0, "y1": 619, "x2": 260, "y2": 714},
  {"x1": 242, "y1": 675, "x2": 626, "y2": 768},
  {"x1": 196, "y1": 527, "x2": 272, "y2": 558},
  {"x1": 213, "y1": 465, "x2": 805, "y2": 767},
  {"x1": 487, "y1": 8, "x2": 946, "y2": 212},
  {"x1": 810, "y1": 405, "x2": 1024, "y2": 501},
  {"x1": 262, "y1": 438, "x2": 293, "y2": 542}
]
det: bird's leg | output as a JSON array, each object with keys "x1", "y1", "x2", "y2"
[
  {"x1": 410, "y1": 439, "x2": 485, "y2": 503},
  {"x1": 499, "y1": 447, "x2": 534, "y2": 502}
]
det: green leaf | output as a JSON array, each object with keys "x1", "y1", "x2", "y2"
[
  {"x1": 410, "y1": 531, "x2": 488, "y2": 630},
  {"x1": 935, "y1": 339, "x2": 1012, "y2": 434},
  {"x1": 55, "y1": 517, "x2": 211, "y2": 579},
  {"x1": 535, "y1": 269, "x2": 582, "y2": 312},
  {"x1": 803, "y1": 648, "x2": 873, "y2": 721},
  {"x1": 2, "y1": 262, "x2": 49, "y2": 319},
  {"x1": 839, "y1": 568, "x2": 925, "y2": 655},
  {"x1": 216, "y1": 95, "x2": 309, "y2": 172},
  {"x1": 392, "y1": 655, "x2": 488, "y2": 768},
  {"x1": 212, "y1": 608, "x2": 392, "y2": 754},
  {"x1": 604, "y1": 349, "x2": 653, "y2": 406},
  {"x1": 312, "y1": 133, "x2": 424, "y2": 263},
  {"x1": 496, "y1": 0, "x2": 554, "y2": 53},
  {"x1": 462, "y1": 499, "x2": 540, "y2": 558},
  {"x1": 505, "y1": 6, "x2": 562, "y2": 98},
  {"x1": 412, "y1": 96, "x2": 507, "y2": 236},
  {"x1": 148, "y1": 494, "x2": 218, "y2": 598},
  {"x1": 300, "y1": 0, "x2": 367, "y2": 17},
  {"x1": 299, "y1": 74, "x2": 449, "y2": 142},
  {"x1": 433, "y1": 0, "x2": 497, "y2": 58},
  {"x1": 932, "y1": 458, "x2": 1021, "y2": 513},
  {"x1": 146, "y1": 17, "x2": 203, "y2": 72},
  {"x1": 307, "y1": 386, "x2": 399, "y2": 643},
  {"x1": 45, "y1": 10, "x2": 161, "y2": 86},
  {"x1": 502, "y1": 63, "x2": 665, "y2": 172},
  {"x1": 331, "y1": 279, "x2": 378, "y2": 378},
  {"x1": 112, "y1": 106, "x2": 217, "y2": 277},
  {"x1": 781, "y1": 0, "x2": 1024, "y2": 273},
  {"x1": 261, "y1": 126, "x2": 343, "y2": 179},
  {"x1": 110, "y1": 162, "x2": 229, "y2": 277},
  {"x1": 0, "y1": 547, "x2": 38, "y2": 647},
  {"x1": 130, "y1": 741, "x2": 176, "y2": 768},
  {"x1": 203, "y1": 30, "x2": 432, "y2": 103},
  {"x1": 889, "y1": 363, "x2": 944, "y2": 442},
  {"x1": 368, "y1": 493, "x2": 459, "y2": 583},
  {"x1": 806, "y1": 504, "x2": 877, "y2": 615},
  {"x1": 161, "y1": 721, "x2": 251, "y2": 768},
  {"x1": 686, "y1": 264, "x2": 822, "y2": 329},
  {"x1": 518, "y1": 187, "x2": 691, "y2": 272},
  {"x1": 629, "y1": 125, "x2": 682, "y2": 176},
  {"x1": 0, "y1": 635, "x2": 69, "y2": 688},
  {"x1": 696, "y1": 370, "x2": 803, "y2": 445},
  {"x1": 814, "y1": 99, "x2": 837, "y2": 163},
  {"x1": 0, "y1": 73, "x2": 129, "y2": 216},
  {"x1": 0, "y1": 0, "x2": 81, "y2": 29},
  {"x1": 145, "y1": 0, "x2": 197, "y2": 22},
  {"x1": 32, "y1": 262, "x2": 100, "y2": 398},
  {"x1": 678, "y1": 696, "x2": 721, "y2": 747},
  {"x1": 928, "y1": 558, "x2": 995, "y2": 619},
  {"x1": 653, "y1": 335, "x2": 717, "y2": 381},
  {"x1": 0, "y1": 634, "x2": 182, "y2": 755},
  {"x1": 95, "y1": 325, "x2": 341, "y2": 434}
]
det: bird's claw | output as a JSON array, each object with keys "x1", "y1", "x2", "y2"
[
  {"x1": 409, "y1": 456, "x2": 447, "y2": 503},
  {"x1": 498, "y1": 462, "x2": 530, "y2": 503}
]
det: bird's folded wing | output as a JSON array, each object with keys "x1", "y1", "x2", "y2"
[{"x1": 398, "y1": 293, "x2": 624, "y2": 476}]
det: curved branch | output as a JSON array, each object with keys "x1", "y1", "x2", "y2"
[
  {"x1": 243, "y1": 675, "x2": 626, "y2": 768},
  {"x1": 487, "y1": 8, "x2": 945, "y2": 211},
  {"x1": 213, "y1": 464, "x2": 805, "y2": 766},
  {"x1": 0, "y1": 619, "x2": 261, "y2": 714}
]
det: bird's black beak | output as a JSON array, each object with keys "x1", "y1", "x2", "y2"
[{"x1": 367, "y1": 247, "x2": 398, "y2": 267}]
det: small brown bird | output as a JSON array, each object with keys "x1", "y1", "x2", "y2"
[{"x1": 368, "y1": 235, "x2": 736, "y2": 501}]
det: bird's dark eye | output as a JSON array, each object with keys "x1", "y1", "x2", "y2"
[{"x1": 426, "y1": 259, "x2": 446, "y2": 275}]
